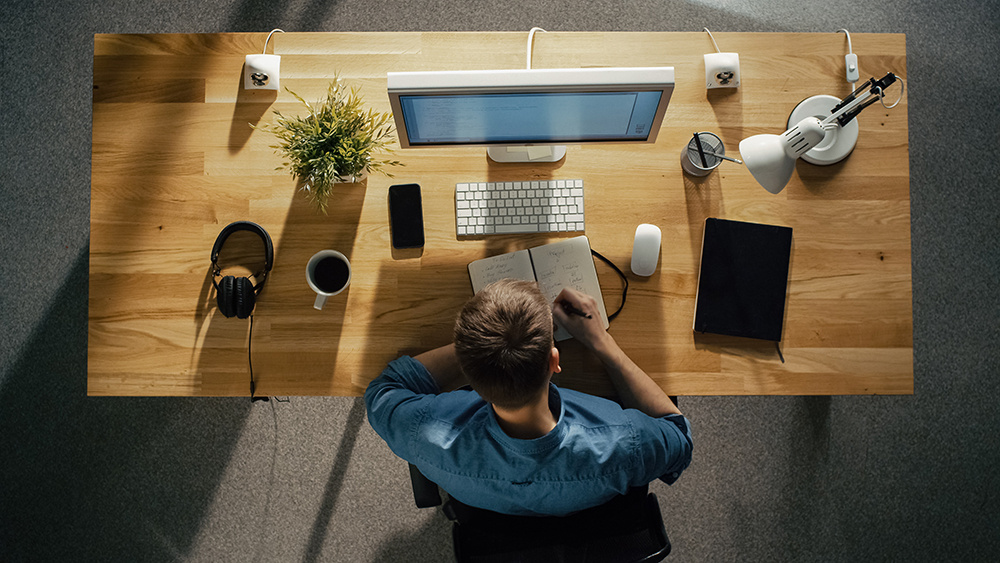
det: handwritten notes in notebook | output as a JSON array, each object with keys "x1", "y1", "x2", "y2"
[{"x1": 468, "y1": 235, "x2": 609, "y2": 341}]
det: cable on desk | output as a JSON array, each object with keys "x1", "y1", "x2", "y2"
[
  {"x1": 836, "y1": 28, "x2": 853, "y2": 55},
  {"x1": 878, "y1": 75, "x2": 906, "y2": 109},
  {"x1": 263, "y1": 29, "x2": 284, "y2": 53},
  {"x1": 591, "y1": 249, "x2": 628, "y2": 322},
  {"x1": 527, "y1": 27, "x2": 547, "y2": 69},
  {"x1": 703, "y1": 27, "x2": 722, "y2": 53},
  {"x1": 249, "y1": 315, "x2": 270, "y2": 403}
]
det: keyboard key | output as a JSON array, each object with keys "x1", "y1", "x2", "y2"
[{"x1": 496, "y1": 223, "x2": 538, "y2": 233}]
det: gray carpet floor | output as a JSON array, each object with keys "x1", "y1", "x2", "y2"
[{"x1": 2, "y1": 0, "x2": 999, "y2": 561}]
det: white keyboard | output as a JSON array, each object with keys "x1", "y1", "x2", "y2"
[{"x1": 455, "y1": 179, "x2": 585, "y2": 236}]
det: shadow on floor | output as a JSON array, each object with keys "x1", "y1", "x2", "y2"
[
  {"x1": 0, "y1": 250, "x2": 252, "y2": 561},
  {"x1": 372, "y1": 510, "x2": 455, "y2": 563}
]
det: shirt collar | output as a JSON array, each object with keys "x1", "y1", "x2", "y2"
[{"x1": 486, "y1": 383, "x2": 567, "y2": 453}]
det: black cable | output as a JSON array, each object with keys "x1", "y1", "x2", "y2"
[
  {"x1": 249, "y1": 314, "x2": 269, "y2": 403},
  {"x1": 590, "y1": 249, "x2": 628, "y2": 322}
]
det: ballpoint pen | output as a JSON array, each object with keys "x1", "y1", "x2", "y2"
[{"x1": 561, "y1": 301, "x2": 593, "y2": 319}]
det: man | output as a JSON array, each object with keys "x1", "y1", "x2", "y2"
[{"x1": 365, "y1": 279, "x2": 692, "y2": 516}]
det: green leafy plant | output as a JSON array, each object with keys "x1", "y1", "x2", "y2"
[{"x1": 261, "y1": 77, "x2": 401, "y2": 211}]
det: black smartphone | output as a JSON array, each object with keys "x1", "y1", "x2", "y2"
[{"x1": 388, "y1": 183, "x2": 425, "y2": 249}]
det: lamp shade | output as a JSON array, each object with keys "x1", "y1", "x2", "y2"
[
  {"x1": 740, "y1": 116, "x2": 827, "y2": 194},
  {"x1": 739, "y1": 134, "x2": 797, "y2": 194}
]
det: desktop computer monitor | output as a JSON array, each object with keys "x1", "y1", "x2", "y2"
[{"x1": 386, "y1": 67, "x2": 674, "y2": 163}]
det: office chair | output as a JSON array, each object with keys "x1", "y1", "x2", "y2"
[{"x1": 408, "y1": 464, "x2": 671, "y2": 563}]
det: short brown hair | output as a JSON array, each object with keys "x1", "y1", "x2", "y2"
[{"x1": 454, "y1": 279, "x2": 554, "y2": 409}]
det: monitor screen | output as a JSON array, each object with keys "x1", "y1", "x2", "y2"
[
  {"x1": 387, "y1": 67, "x2": 674, "y2": 160},
  {"x1": 397, "y1": 90, "x2": 664, "y2": 145}
]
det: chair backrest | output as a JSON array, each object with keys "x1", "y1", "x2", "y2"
[{"x1": 408, "y1": 463, "x2": 671, "y2": 563}]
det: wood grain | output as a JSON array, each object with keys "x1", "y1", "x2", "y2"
[{"x1": 90, "y1": 32, "x2": 911, "y2": 396}]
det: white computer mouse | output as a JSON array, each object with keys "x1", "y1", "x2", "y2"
[{"x1": 631, "y1": 224, "x2": 661, "y2": 277}]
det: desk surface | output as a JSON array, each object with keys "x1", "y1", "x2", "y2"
[{"x1": 90, "y1": 32, "x2": 911, "y2": 397}]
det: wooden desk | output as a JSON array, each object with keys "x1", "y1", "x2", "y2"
[{"x1": 90, "y1": 32, "x2": 911, "y2": 397}]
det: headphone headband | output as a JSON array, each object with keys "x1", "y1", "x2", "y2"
[{"x1": 211, "y1": 221, "x2": 274, "y2": 293}]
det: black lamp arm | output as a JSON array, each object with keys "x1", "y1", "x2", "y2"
[{"x1": 831, "y1": 72, "x2": 899, "y2": 127}]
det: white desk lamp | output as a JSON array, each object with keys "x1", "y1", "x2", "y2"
[{"x1": 739, "y1": 73, "x2": 903, "y2": 194}]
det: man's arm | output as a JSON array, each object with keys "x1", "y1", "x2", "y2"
[
  {"x1": 552, "y1": 288, "x2": 682, "y2": 417},
  {"x1": 413, "y1": 343, "x2": 469, "y2": 393}
]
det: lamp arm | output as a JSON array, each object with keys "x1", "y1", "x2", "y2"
[{"x1": 822, "y1": 72, "x2": 899, "y2": 128}]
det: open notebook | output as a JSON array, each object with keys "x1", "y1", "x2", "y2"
[{"x1": 468, "y1": 235, "x2": 609, "y2": 341}]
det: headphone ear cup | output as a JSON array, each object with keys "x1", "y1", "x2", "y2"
[
  {"x1": 234, "y1": 276, "x2": 256, "y2": 319},
  {"x1": 218, "y1": 275, "x2": 237, "y2": 318}
]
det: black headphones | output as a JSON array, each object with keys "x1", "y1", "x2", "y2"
[{"x1": 211, "y1": 221, "x2": 274, "y2": 319}]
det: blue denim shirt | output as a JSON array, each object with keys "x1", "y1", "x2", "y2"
[{"x1": 365, "y1": 356, "x2": 693, "y2": 516}]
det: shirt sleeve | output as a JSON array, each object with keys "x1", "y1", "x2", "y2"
[
  {"x1": 364, "y1": 356, "x2": 441, "y2": 460},
  {"x1": 628, "y1": 411, "x2": 694, "y2": 486}
]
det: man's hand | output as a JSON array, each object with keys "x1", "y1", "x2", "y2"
[{"x1": 552, "y1": 288, "x2": 613, "y2": 353}]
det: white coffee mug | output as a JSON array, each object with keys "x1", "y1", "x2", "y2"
[{"x1": 306, "y1": 250, "x2": 352, "y2": 310}]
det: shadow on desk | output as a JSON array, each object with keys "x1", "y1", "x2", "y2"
[
  {"x1": 0, "y1": 250, "x2": 253, "y2": 560},
  {"x1": 693, "y1": 332, "x2": 784, "y2": 361},
  {"x1": 796, "y1": 158, "x2": 850, "y2": 196},
  {"x1": 229, "y1": 84, "x2": 277, "y2": 154},
  {"x1": 252, "y1": 178, "x2": 367, "y2": 395},
  {"x1": 683, "y1": 170, "x2": 724, "y2": 274},
  {"x1": 356, "y1": 260, "x2": 471, "y2": 385}
]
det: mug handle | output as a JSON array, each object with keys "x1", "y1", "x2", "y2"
[{"x1": 314, "y1": 293, "x2": 328, "y2": 311}]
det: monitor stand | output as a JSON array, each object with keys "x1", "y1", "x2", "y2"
[{"x1": 487, "y1": 145, "x2": 566, "y2": 163}]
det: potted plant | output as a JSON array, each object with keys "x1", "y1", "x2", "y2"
[{"x1": 261, "y1": 77, "x2": 401, "y2": 211}]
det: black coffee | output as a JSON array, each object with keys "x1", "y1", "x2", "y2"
[{"x1": 313, "y1": 256, "x2": 350, "y2": 293}]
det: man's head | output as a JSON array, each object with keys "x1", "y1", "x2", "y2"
[{"x1": 454, "y1": 279, "x2": 556, "y2": 409}]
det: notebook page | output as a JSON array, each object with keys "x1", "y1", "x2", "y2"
[
  {"x1": 467, "y1": 249, "x2": 535, "y2": 293},
  {"x1": 528, "y1": 236, "x2": 609, "y2": 341}
]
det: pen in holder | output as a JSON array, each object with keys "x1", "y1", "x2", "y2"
[{"x1": 681, "y1": 132, "x2": 741, "y2": 177}]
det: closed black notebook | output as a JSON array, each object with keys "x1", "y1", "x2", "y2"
[{"x1": 693, "y1": 218, "x2": 793, "y2": 341}]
